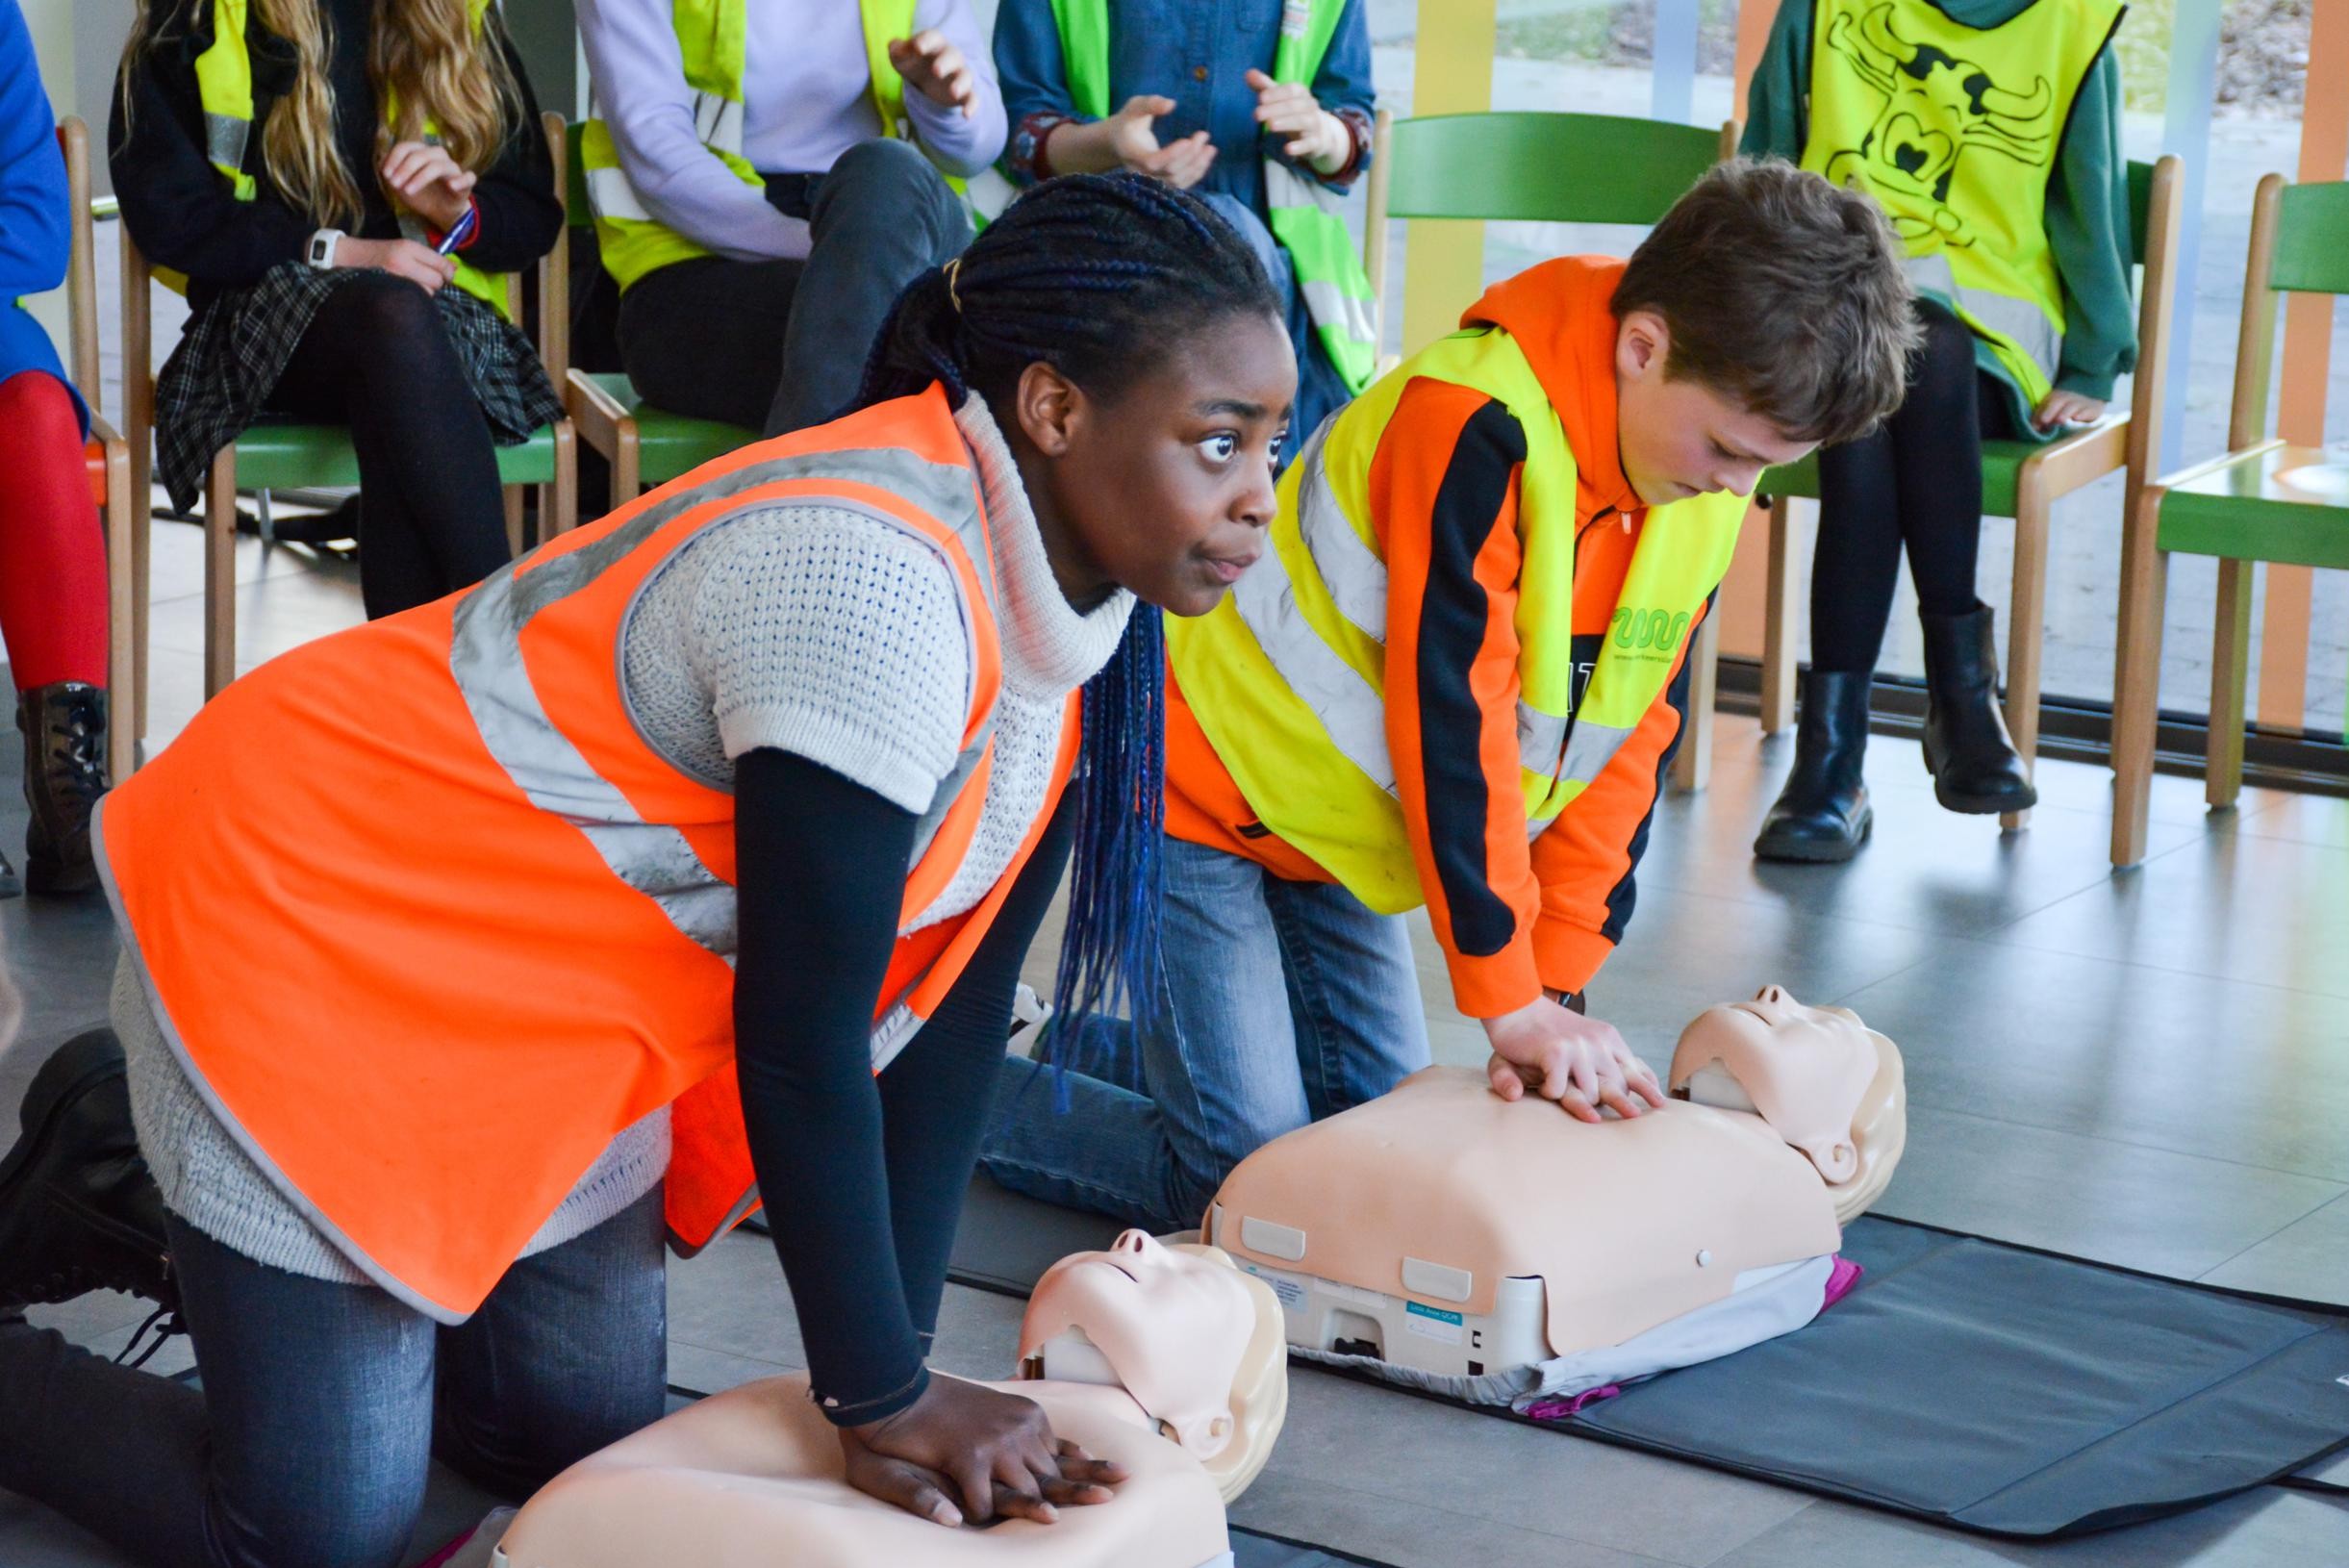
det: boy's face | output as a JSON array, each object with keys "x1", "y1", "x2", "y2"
[{"x1": 1612, "y1": 310, "x2": 1815, "y2": 508}]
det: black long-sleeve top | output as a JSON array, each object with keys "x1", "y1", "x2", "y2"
[
  {"x1": 108, "y1": 0, "x2": 560, "y2": 311},
  {"x1": 735, "y1": 747, "x2": 1073, "y2": 1426}
]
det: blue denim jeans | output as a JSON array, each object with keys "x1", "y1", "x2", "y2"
[
  {"x1": 0, "y1": 1189, "x2": 668, "y2": 1568},
  {"x1": 982, "y1": 837, "x2": 1430, "y2": 1232}
]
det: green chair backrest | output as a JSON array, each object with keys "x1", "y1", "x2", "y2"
[
  {"x1": 566, "y1": 129, "x2": 592, "y2": 229},
  {"x1": 2270, "y1": 181, "x2": 2349, "y2": 296},
  {"x1": 1383, "y1": 112, "x2": 1720, "y2": 226}
]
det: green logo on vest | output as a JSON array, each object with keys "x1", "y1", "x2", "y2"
[
  {"x1": 1612, "y1": 608, "x2": 1692, "y2": 656},
  {"x1": 1821, "y1": 4, "x2": 2057, "y2": 249}
]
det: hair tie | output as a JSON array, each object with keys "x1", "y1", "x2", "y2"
[{"x1": 943, "y1": 257, "x2": 965, "y2": 315}]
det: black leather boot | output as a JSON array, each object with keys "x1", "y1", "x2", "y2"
[
  {"x1": 1755, "y1": 670, "x2": 1875, "y2": 862},
  {"x1": 1919, "y1": 602, "x2": 2036, "y2": 815},
  {"x1": 18, "y1": 682, "x2": 109, "y2": 896},
  {"x1": 0, "y1": 1029, "x2": 177, "y2": 1313}
]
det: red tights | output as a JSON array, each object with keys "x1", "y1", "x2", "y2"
[{"x1": 0, "y1": 370, "x2": 107, "y2": 692}]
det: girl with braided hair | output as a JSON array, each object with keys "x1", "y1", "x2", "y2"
[{"x1": 0, "y1": 171, "x2": 1293, "y2": 1565}]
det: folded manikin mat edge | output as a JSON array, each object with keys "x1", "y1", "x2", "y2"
[{"x1": 947, "y1": 1176, "x2": 2349, "y2": 1539}]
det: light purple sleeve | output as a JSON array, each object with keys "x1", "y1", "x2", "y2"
[
  {"x1": 576, "y1": 0, "x2": 811, "y2": 262},
  {"x1": 898, "y1": 0, "x2": 1007, "y2": 178}
]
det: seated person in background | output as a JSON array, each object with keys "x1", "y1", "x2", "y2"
[
  {"x1": 985, "y1": 163, "x2": 1916, "y2": 1235},
  {"x1": 1743, "y1": 0, "x2": 2136, "y2": 862},
  {"x1": 0, "y1": 0, "x2": 111, "y2": 896},
  {"x1": 579, "y1": 0, "x2": 1003, "y2": 437},
  {"x1": 994, "y1": 0, "x2": 1377, "y2": 463},
  {"x1": 111, "y1": 0, "x2": 566, "y2": 620}
]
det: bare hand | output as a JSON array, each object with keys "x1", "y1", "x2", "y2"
[
  {"x1": 380, "y1": 139, "x2": 476, "y2": 232},
  {"x1": 2031, "y1": 388, "x2": 2106, "y2": 432},
  {"x1": 332, "y1": 237, "x2": 455, "y2": 295},
  {"x1": 1244, "y1": 68, "x2": 1348, "y2": 171},
  {"x1": 845, "y1": 1376, "x2": 1126, "y2": 1527},
  {"x1": 888, "y1": 29, "x2": 977, "y2": 117},
  {"x1": 1483, "y1": 998, "x2": 1667, "y2": 1124},
  {"x1": 1099, "y1": 94, "x2": 1219, "y2": 189}
]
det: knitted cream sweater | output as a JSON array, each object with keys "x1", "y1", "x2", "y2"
[{"x1": 116, "y1": 397, "x2": 1132, "y2": 1286}]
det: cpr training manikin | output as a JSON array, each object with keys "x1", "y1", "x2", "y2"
[
  {"x1": 1208, "y1": 986, "x2": 1906, "y2": 1410},
  {"x1": 480, "y1": 1231, "x2": 1288, "y2": 1568},
  {"x1": 459, "y1": 989, "x2": 1900, "y2": 1562}
]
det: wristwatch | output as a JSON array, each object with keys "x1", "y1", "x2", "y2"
[{"x1": 306, "y1": 228, "x2": 344, "y2": 270}]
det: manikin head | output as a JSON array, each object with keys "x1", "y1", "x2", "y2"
[
  {"x1": 1022, "y1": 1231, "x2": 1288, "y2": 1502},
  {"x1": 1669, "y1": 986, "x2": 1907, "y2": 1225}
]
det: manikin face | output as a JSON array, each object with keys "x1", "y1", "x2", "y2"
[
  {"x1": 1611, "y1": 310, "x2": 1815, "y2": 507},
  {"x1": 1022, "y1": 1231, "x2": 1260, "y2": 1459},
  {"x1": 1672, "y1": 986, "x2": 1903, "y2": 1198}
]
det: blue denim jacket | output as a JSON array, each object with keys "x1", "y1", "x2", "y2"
[{"x1": 993, "y1": 0, "x2": 1376, "y2": 215}]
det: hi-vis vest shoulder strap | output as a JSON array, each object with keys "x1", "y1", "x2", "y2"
[
  {"x1": 1801, "y1": 0, "x2": 2123, "y2": 407},
  {"x1": 1050, "y1": 0, "x2": 1377, "y2": 392},
  {"x1": 582, "y1": 0, "x2": 965, "y2": 291},
  {"x1": 95, "y1": 388, "x2": 1074, "y2": 1323},
  {"x1": 189, "y1": 0, "x2": 515, "y2": 319},
  {"x1": 1165, "y1": 328, "x2": 1744, "y2": 915}
]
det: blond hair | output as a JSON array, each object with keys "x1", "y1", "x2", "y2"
[{"x1": 123, "y1": 0, "x2": 520, "y2": 230}]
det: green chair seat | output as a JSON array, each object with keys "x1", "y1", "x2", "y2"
[
  {"x1": 2154, "y1": 443, "x2": 2349, "y2": 569},
  {"x1": 584, "y1": 372, "x2": 755, "y2": 487},
  {"x1": 1759, "y1": 441, "x2": 2032, "y2": 520},
  {"x1": 231, "y1": 415, "x2": 563, "y2": 491}
]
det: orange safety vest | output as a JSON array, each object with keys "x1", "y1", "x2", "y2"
[{"x1": 94, "y1": 386, "x2": 1078, "y2": 1323}]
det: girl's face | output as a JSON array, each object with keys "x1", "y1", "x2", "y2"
[{"x1": 1017, "y1": 312, "x2": 1296, "y2": 618}]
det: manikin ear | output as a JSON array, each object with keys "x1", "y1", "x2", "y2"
[
  {"x1": 1615, "y1": 309, "x2": 1671, "y2": 384},
  {"x1": 1013, "y1": 360, "x2": 1087, "y2": 458},
  {"x1": 1163, "y1": 1408, "x2": 1236, "y2": 1461}
]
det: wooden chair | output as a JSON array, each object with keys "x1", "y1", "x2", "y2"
[
  {"x1": 1744, "y1": 157, "x2": 2185, "y2": 831},
  {"x1": 56, "y1": 118, "x2": 139, "y2": 783},
  {"x1": 2110, "y1": 173, "x2": 2349, "y2": 867},
  {"x1": 1361, "y1": 109, "x2": 1738, "y2": 790},
  {"x1": 121, "y1": 111, "x2": 577, "y2": 701},
  {"x1": 558, "y1": 130, "x2": 759, "y2": 505}
]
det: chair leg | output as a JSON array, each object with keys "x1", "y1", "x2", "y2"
[
  {"x1": 1759, "y1": 496, "x2": 1798, "y2": 734},
  {"x1": 2001, "y1": 486, "x2": 2051, "y2": 832},
  {"x1": 1671, "y1": 608, "x2": 1718, "y2": 794},
  {"x1": 2206, "y1": 558, "x2": 2252, "y2": 811},
  {"x1": 615, "y1": 424, "x2": 642, "y2": 507},
  {"x1": 103, "y1": 446, "x2": 137, "y2": 781},
  {"x1": 133, "y1": 452, "x2": 152, "y2": 744},
  {"x1": 2109, "y1": 487, "x2": 2168, "y2": 869},
  {"x1": 503, "y1": 486, "x2": 526, "y2": 558},
  {"x1": 552, "y1": 421, "x2": 578, "y2": 538},
  {"x1": 204, "y1": 451, "x2": 238, "y2": 699}
]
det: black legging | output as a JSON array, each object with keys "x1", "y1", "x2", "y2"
[
  {"x1": 266, "y1": 271, "x2": 515, "y2": 620},
  {"x1": 1809, "y1": 296, "x2": 2018, "y2": 674}
]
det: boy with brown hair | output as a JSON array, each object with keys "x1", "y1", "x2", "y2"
[{"x1": 983, "y1": 159, "x2": 1917, "y2": 1233}]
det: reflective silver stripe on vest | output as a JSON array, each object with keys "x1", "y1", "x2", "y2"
[
  {"x1": 1906, "y1": 253, "x2": 2059, "y2": 386},
  {"x1": 1264, "y1": 160, "x2": 1378, "y2": 345},
  {"x1": 449, "y1": 445, "x2": 993, "y2": 970},
  {"x1": 695, "y1": 92, "x2": 745, "y2": 156},
  {"x1": 204, "y1": 112, "x2": 247, "y2": 174},
  {"x1": 585, "y1": 92, "x2": 745, "y2": 226},
  {"x1": 1229, "y1": 538, "x2": 1397, "y2": 794},
  {"x1": 1518, "y1": 705, "x2": 1567, "y2": 779},
  {"x1": 1292, "y1": 422, "x2": 1388, "y2": 641}
]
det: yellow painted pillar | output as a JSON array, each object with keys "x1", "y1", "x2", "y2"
[
  {"x1": 2255, "y1": 0, "x2": 2349, "y2": 731},
  {"x1": 1398, "y1": 0, "x2": 1495, "y2": 356}
]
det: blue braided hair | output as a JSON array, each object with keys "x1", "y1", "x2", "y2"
[{"x1": 847, "y1": 172, "x2": 1280, "y2": 1059}]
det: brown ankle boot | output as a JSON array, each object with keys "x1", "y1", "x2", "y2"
[{"x1": 18, "y1": 682, "x2": 109, "y2": 896}]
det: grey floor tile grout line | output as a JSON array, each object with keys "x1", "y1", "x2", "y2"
[
  {"x1": 1885, "y1": 1096, "x2": 2349, "y2": 1218},
  {"x1": 1689, "y1": 1501, "x2": 1826, "y2": 1568},
  {"x1": 2190, "y1": 1190, "x2": 2349, "y2": 1286},
  {"x1": 1240, "y1": 1474, "x2": 1697, "y2": 1568},
  {"x1": 1836, "y1": 921, "x2": 2346, "y2": 1010}
]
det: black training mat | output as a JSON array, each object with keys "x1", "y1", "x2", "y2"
[
  {"x1": 947, "y1": 1180, "x2": 2349, "y2": 1538},
  {"x1": 1551, "y1": 1217, "x2": 2349, "y2": 1537}
]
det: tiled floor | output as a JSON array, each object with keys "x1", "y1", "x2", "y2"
[{"x1": 2, "y1": 527, "x2": 2345, "y2": 1566}]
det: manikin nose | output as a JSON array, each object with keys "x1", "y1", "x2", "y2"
[{"x1": 1111, "y1": 1229, "x2": 1161, "y2": 1260}]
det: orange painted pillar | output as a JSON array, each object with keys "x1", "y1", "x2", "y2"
[{"x1": 2257, "y1": 0, "x2": 2349, "y2": 730}]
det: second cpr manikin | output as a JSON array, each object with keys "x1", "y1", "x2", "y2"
[
  {"x1": 1208, "y1": 987, "x2": 1907, "y2": 1408},
  {"x1": 482, "y1": 1232, "x2": 1285, "y2": 1568}
]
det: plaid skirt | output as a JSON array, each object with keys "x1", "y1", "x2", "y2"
[{"x1": 153, "y1": 261, "x2": 565, "y2": 513}]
